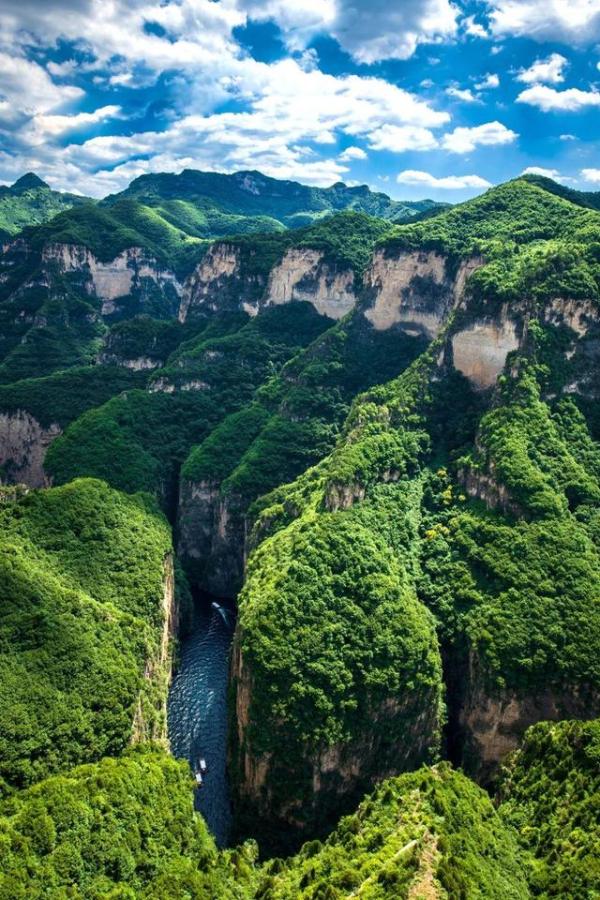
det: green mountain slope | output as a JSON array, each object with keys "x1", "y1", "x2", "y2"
[
  {"x1": 0, "y1": 174, "x2": 90, "y2": 243},
  {"x1": 0, "y1": 479, "x2": 172, "y2": 789},
  {"x1": 105, "y1": 168, "x2": 444, "y2": 233}
]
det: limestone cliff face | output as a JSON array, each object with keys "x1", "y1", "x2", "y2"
[
  {"x1": 450, "y1": 313, "x2": 520, "y2": 389},
  {"x1": 177, "y1": 479, "x2": 246, "y2": 598},
  {"x1": 0, "y1": 411, "x2": 61, "y2": 488},
  {"x1": 179, "y1": 244, "x2": 357, "y2": 322},
  {"x1": 458, "y1": 650, "x2": 600, "y2": 784},
  {"x1": 131, "y1": 553, "x2": 178, "y2": 745},
  {"x1": 265, "y1": 248, "x2": 356, "y2": 320},
  {"x1": 42, "y1": 243, "x2": 182, "y2": 317},
  {"x1": 178, "y1": 243, "x2": 254, "y2": 321},
  {"x1": 231, "y1": 638, "x2": 441, "y2": 844},
  {"x1": 363, "y1": 251, "x2": 482, "y2": 337}
]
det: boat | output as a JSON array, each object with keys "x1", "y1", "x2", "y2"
[
  {"x1": 194, "y1": 771, "x2": 203, "y2": 788},
  {"x1": 199, "y1": 757, "x2": 208, "y2": 774}
]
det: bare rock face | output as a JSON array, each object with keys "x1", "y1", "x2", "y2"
[
  {"x1": 363, "y1": 251, "x2": 482, "y2": 337},
  {"x1": 0, "y1": 411, "x2": 61, "y2": 488},
  {"x1": 458, "y1": 651, "x2": 600, "y2": 784},
  {"x1": 42, "y1": 243, "x2": 183, "y2": 317},
  {"x1": 265, "y1": 248, "x2": 356, "y2": 320},
  {"x1": 177, "y1": 479, "x2": 245, "y2": 598},
  {"x1": 178, "y1": 243, "x2": 246, "y2": 321},
  {"x1": 451, "y1": 314, "x2": 520, "y2": 389}
]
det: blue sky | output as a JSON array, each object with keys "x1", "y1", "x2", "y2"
[{"x1": 0, "y1": 0, "x2": 599, "y2": 200}]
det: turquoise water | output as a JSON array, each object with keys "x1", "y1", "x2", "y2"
[{"x1": 167, "y1": 596, "x2": 235, "y2": 847}]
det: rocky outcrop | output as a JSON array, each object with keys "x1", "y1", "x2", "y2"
[
  {"x1": 0, "y1": 411, "x2": 61, "y2": 488},
  {"x1": 231, "y1": 639, "x2": 441, "y2": 847},
  {"x1": 180, "y1": 243, "x2": 357, "y2": 323},
  {"x1": 458, "y1": 651, "x2": 600, "y2": 784},
  {"x1": 458, "y1": 464, "x2": 521, "y2": 517},
  {"x1": 363, "y1": 251, "x2": 482, "y2": 336},
  {"x1": 177, "y1": 479, "x2": 246, "y2": 598},
  {"x1": 42, "y1": 243, "x2": 182, "y2": 317},
  {"x1": 131, "y1": 553, "x2": 178, "y2": 745},
  {"x1": 178, "y1": 243, "x2": 254, "y2": 321},
  {"x1": 450, "y1": 314, "x2": 520, "y2": 389},
  {"x1": 265, "y1": 248, "x2": 356, "y2": 320}
]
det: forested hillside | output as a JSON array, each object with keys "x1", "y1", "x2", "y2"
[{"x1": 0, "y1": 170, "x2": 598, "y2": 897}]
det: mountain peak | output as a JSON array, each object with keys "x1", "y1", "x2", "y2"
[{"x1": 11, "y1": 173, "x2": 49, "y2": 193}]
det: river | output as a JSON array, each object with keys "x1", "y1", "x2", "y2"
[{"x1": 167, "y1": 593, "x2": 235, "y2": 847}]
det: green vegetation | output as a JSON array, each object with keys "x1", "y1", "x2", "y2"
[
  {"x1": 0, "y1": 366, "x2": 147, "y2": 429},
  {"x1": 0, "y1": 747, "x2": 255, "y2": 899},
  {"x1": 106, "y1": 168, "x2": 441, "y2": 232},
  {"x1": 0, "y1": 479, "x2": 171, "y2": 789},
  {"x1": 0, "y1": 174, "x2": 90, "y2": 242},
  {"x1": 259, "y1": 764, "x2": 529, "y2": 899},
  {"x1": 46, "y1": 304, "x2": 332, "y2": 502},
  {"x1": 500, "y1": 719, "x2": 600, "y2": 898}
]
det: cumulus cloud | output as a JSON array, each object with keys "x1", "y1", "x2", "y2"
[
  {"x1": 521, "y1": 165, "x2": 575, "y2": 184},
  {"x1": 487, "y1": 0, "x2": 600, "y2": 44},
  {"x1": 244, "y1": 0, "x2": 460, "y2": 63},
  {"x1": 441, "y1": 121, "x2": 518, "y2": 153},
  {"x1": 446, "y1": 87, "x2": 480, "y2": 103},
  {"x1": 475, "y1": 73, "x2": 500, "y2": 89},
  {"x1": 338, "y1": 146, "x2": 367, "y2": 161},
  {"x1": 516, "y1": 53, "x2": 568, "y2": 84},
  {"x1": 517, "y1": 84, "x2": 600, "y2": 111},
  {"x1": 367, "y1": 125, "x2": 438, "y2": 153},
  {"x1": 463, "y1": 15, "x2": 490, "y2": 38},
  {"x1": 396, "y1": 170, "x2": 492, "y2": 189},
  {"x1": 581, "y1": 168, "x2": 600, "y2": 183}
]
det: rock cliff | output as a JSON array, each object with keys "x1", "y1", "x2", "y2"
[{"x1": 0, "y1": 410, "x2": 60, "y2": 487}]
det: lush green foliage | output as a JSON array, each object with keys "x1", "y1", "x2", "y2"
[
  {"x1": 0, "y1": 747, "x2": 255, "y2": 899},
  {"x1": 259, "y1": 764, "x2": 529, "y2": 899},
  {"x1": 500, "y1": 719, "x2": 600, "y2": 898},
  {"x1": 46, "y1": 304, "x2": 332, "y2": 502},
  {"x1": 0, "y1": 479, "x2": 171, "y2": 789},
  {"x1": 0, "y1": 366, "x2": 147, "y2": 428},
  {"x1": 0, "y1": 174, "x2": 90, "y2": 241},
  {"x1": 382, "y1": 179, "x2": 600, "y2": 308},
  {"x1": 106, "y1": 168, "x2": 440, "y2": 232}
]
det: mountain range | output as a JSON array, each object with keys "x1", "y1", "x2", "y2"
[{"x1": 0, "y1": 168, "x2": 598, "y2": 898}]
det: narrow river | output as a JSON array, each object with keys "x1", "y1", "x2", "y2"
[{"x1": 167, "y1": 594, "x2": 235, "y2": 847}]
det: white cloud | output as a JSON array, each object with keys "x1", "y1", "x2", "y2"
[
  {"x1": 581, "y1": 168, "x2": 600, "y2": 183},
  {"x1": 521, "y1": 165, "x2": 576, "y2": 184},
  {"x1": 27, "y1": 105, "x2": 122, "y2": 141},
  {"x1": 338, "y1": 146, "x2": 367, "y2": 161},
  {"x1": 516, "y1": 53, "x2": 568, "y2": 84},
  {"x1": 246, "y1": 0, "x2": 460, "y2": 63},
  {"x1": 396, "y1": 169, "x2": 492, "y2": 189},
  {"x1": 441, "y1": 121, "x2": 518, "y2": 153},
  {"x1": 487, "y1": 0, "x2": 600, "y2": 44},
  {"x1": 517, "y1": 84, "x2": 600, "y2": 111},
  {"x1": 0, "y1": 51, "x2": 83, "y2": 116},
  {"x1": 560, "y1": 133, "x2": 577, "y2": 140},
  {"x1": 463, "y1": 15, "x2": 490, "y2": 38},
  {"x1": 475, "y1": 73, "x2": 500, "y2": 89},
  {"x1": 446, "y1": 86, "x2": 480, "y2": 103},
  {"x1": 368, "y1": 124, "x2": 438, "y2": 152}
]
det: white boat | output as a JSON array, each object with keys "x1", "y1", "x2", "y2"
[
  {"x1": 195, "y1": 772, "x2": 203, "y2": 787},
  {"x1": 199, "y1": 757, "x2": 207, "y2": 773}
]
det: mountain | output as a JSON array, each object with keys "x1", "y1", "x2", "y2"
[
  {"x1": 0, "y1": 172, "x2": 91, "y2": 242},
  {"x1": 104, "y1": 167, "x2": 445, "y2": 233},
  {"x1": 0, "y1": 171, "x2": 599, "y2": 896}
]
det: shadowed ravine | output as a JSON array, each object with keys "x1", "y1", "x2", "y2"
[{"x1": 167, "y1": 593, "x2": 235, "y2": 847}]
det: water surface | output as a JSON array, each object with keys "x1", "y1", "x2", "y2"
[{"x1": 167, "y1": 595, "x2": 235, "y2": 847}]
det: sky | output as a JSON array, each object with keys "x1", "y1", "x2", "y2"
[{"x1": 0, "y1": 0, "x2": 599, "y2": 201}]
